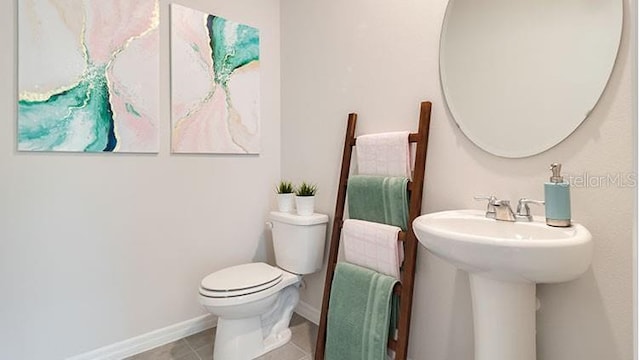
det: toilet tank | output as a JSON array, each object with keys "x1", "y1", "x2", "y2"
[{"x1": 269, "y1": 211, "x2": 329, "y2": 275}]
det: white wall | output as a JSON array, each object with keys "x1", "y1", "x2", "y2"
[
  {"x1": 281, "y1": 1, "x2": 635, "y2": 359},
  {"x1": 0, "y1": 0, "x2": 280, "y2": 359}
]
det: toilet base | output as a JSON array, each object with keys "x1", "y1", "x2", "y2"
[
  {"x1": 212, "y1": 317, "x2": 293, "y2": 360},
  {"x1": 213, "y1": 317, "x2": 263, "y2": 360},
  {"x1": 262, "y1": 328, "x2": 292, "y2": 355},
  {"x1": 210, "y1": 284, "x2": 300, "y2": 359}
]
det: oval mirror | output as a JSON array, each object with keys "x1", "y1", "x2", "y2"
[{"x1": 439, "y1": 0, "x2": 622, "y2": 158}]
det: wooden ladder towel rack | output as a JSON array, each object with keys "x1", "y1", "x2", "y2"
[{"x1": 315, "y1": 101, "x2": 432, "y2": 360}]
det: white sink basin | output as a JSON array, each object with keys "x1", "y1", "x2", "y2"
[
  {"x1": 413, "y1": 209, "x2": 592, "y2": 283},
  {"x1": 413, "y1": 209, "x2": 593, "y2": 360}
]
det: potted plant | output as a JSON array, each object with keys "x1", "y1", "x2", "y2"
[
  {"x1": 295, "y1": 182, "x2": 317, "y2": 216},
  {"x1": 275, "y1": 180, "x2": 295, "y2": 213}
]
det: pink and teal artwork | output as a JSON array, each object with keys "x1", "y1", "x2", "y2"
[
  {"x1": 171, "y1": 4, "x2": 260, "y2": 154},
  {"x1": 18, "y1": 0, "x2": 160, "y2": 152}
]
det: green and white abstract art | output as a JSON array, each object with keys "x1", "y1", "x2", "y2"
[
  {"x1": 170, "y1": 4, "x2": 260, "y2": 154},
  {"x1": 18, "y1": 0, "x2": 160, "y2": 152}
]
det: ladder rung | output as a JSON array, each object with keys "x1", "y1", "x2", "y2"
[
  {"x1": 393, "y1": 283, "x2": 403, "y2": 295},
  {"x1": 388, "y1": 338, "x2": 398, "y2": 350},
  {"x1": 350, "y1": 133, "x2": 420, "y2": 146},
  {"x1": 344, "y1": 179, "x2": 413, "y2": 191},
  {"x1": 338, "y1": 222, "x2": 407, "y2": 242}
]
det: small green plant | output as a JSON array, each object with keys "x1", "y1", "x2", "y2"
[
  {"x1": 275, "y1": 180, "x2": 294, "y2": 194},
  {"x1": 295, "y1": 182, "x2": 317, "y2": 197}
]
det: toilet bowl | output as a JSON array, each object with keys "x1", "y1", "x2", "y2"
[
  {"x1": 199, "y1": 262, "x2": 302, "y2": 359},
  {"x1": 198, "y1": 211, "x2": 328, "y2": 360}
]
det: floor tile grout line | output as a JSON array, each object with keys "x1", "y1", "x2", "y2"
[
  {"x1": 190, "y1": 337, "x2": 215, "y2": 360},
  {"x1": 182, "y1": 338, "x2": 196, "y2": 352},
  {"x1": 180, "y1": 338, "x2": 202, "y2": 360},
  {"x1": 193, "y1": 346, "x2": 203, "y2": 360},
  {"x1": 289, "y1": 339, "x2": 312, "y2": 357}
]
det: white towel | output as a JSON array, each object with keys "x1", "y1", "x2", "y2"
[
  {"x1": 356, "y1": 131, "x2": 411, "y2": 179},
  {"x1": 342, "y1": 219, "x2": 404, "y2": 280}
]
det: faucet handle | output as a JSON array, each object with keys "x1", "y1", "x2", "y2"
[
  {"x1": 474, "y1": 195, "x2": 496, "y2": 200},
  {"x1": 474, "y1": 195, "x2": 498, "y2": 218},
  {"x1": 474, "y1": 195, "x2": 497, "y2": 203},
  {"x1": 516, "y1": 198, "x2": 545, "y2": 221}
]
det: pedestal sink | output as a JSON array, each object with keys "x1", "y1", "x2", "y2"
[{"x1": 413, "y1": 209, "x2": 592, "y2": 360}]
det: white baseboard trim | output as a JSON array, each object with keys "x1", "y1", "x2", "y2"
[
  {"x1": 68, "y1": 302, "x2": 318, "y2": 360},
  {"x1": 294, "y1": 300, "x2": 320, "y2": 325},
  {"x1": 66, "y1": 314, "x2": 217, "y2": 360}
]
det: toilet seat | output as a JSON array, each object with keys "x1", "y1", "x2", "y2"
[{"x1": 200, "y1": 262, "x2": 284, "y2": 298}]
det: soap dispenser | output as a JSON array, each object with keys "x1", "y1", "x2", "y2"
[{"x1": 544, "y1": 163, "x2": 571, "y2": 227}]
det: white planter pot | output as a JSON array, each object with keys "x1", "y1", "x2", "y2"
[
  {"x1": 277, "y1": 193, "x2": 295, "y2": 213},
  {"x1": 295, "y1": 196, "x2": 315, "y2": 216}
]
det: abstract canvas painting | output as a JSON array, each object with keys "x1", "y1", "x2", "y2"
[
  {"x1": 171, "y1": 4, "x2": 260, "y2": 154},
  {"x1": 18, "y1": 0, "x2": 159, "y2": 152}
]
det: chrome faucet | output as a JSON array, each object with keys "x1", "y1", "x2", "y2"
[
  {"x1": 475, "y1": 196, "x2": 544, "y2": 222},
  {"x1": 492, "y1": 199, "x2": 516, "y2": 222}
]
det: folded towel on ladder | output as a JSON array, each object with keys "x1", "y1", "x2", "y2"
[
  {"x1": 347, "y1": 175, "x2": 409, "y2": 231},
  {"x1": 356, "y1": 131, "x2": 412, "y2": 179},
  {"x1": 325, "y1": 262, "x2": 399, "y2": 360},
  {"x1": 342, "y1": 219, "x2": 404, "y2": 280}
]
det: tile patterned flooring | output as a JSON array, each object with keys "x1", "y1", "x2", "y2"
[{"x1": 125, "y1": 313, "x2": 318, "y2": 360}]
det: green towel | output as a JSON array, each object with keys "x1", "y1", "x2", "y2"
[
  {"x1": 347, "y1": 175, "x2": 409, "y2": 231},
  {"x1": 325, "y1": 262, "x2": 399, "y2": 360},
  {"x1": 390, "y1": 293, "x2": 400, "y2": 339}
]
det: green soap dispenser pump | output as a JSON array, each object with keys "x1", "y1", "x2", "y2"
[{"x1": 544, "y1": 163, "x2": 571, "y2": 227}]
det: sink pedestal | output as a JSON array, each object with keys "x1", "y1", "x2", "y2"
[
  {"x1": 414, "y1": 210, "x2": 593, "y2": 360},
  {"x1": 469, "y1": 274, "x2": 536, "y2": 360}
]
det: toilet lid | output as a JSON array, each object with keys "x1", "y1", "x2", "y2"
[
  {"x1": 199, "y1": 277, "x2": 282, "y2": 298},
  {"x1": 200, "y1": 262, "x2": 283, "y2": 293}
]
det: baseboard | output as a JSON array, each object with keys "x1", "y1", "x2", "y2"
[
  {"x1": 294, "y1": 300, "x2": 320, "y2": 325},
  {"x1": 66, "y1": 314, "x2": 217, "y2": 360},
  {"x1": 68, "y1": 303, "x2": 317, "y2": 360}
]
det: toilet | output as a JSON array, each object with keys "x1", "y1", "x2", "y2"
[{"x1": 199, "y1": 211, "x2": 328, "y2": 360}]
